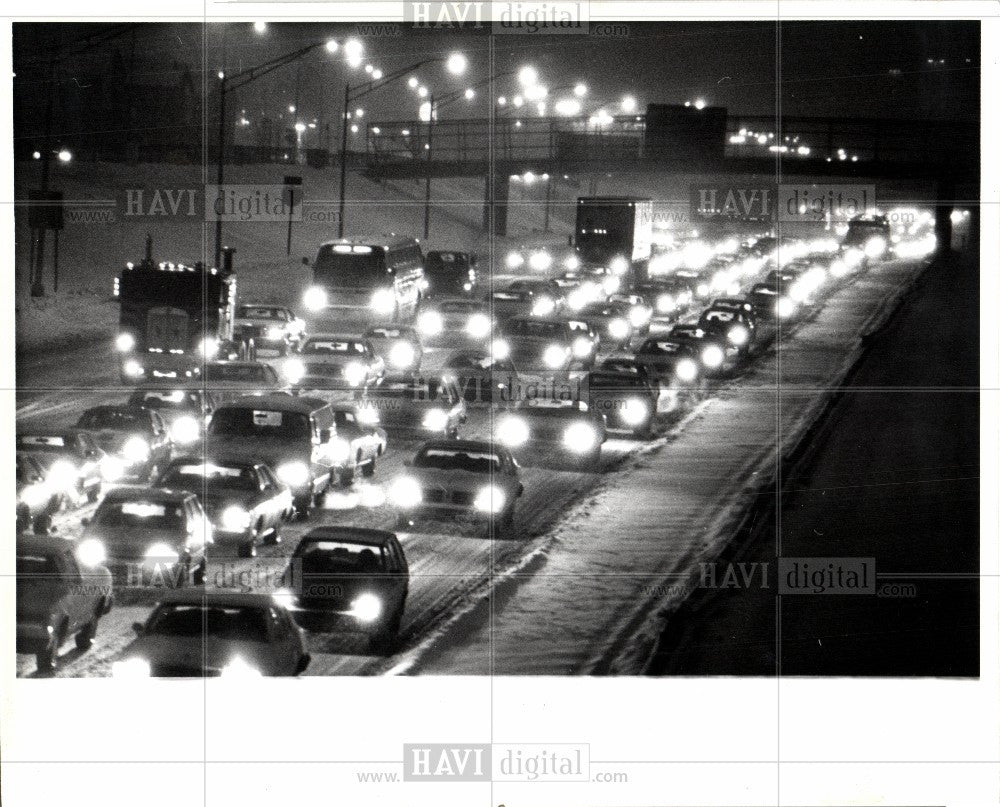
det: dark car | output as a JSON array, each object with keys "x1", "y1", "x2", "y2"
[
  {"x1": 155, "y1": 457, "x2": 293, "y2": 558},
  {"x1": 505, "y1": 278, "x2": 565, "y2": 318},
  {"x1": 583, "y1": 369, "x2": 659, "y2": 438},
  {"x1": 17, "y1": 534, "x2": 113, "y2": 673},
  {"x1": 330, "y1": 401, "x2": 389, "y2": 485},
  {"x1": 16, "y1": 427, "x2": 105, "y2": 504},
  {"x1": 747, "y1": 282, "x2": 782, "y2": 320},
  {"x1": 364, "y1": 324, "x2": 423, "y2": 374},
  {"x1": 235, "y1": 304, "x2": 306, "y2": 356},
  {"x1": 277, "y1": 527, "x2": 409, "y2": 654},
  {"x1": 285, "y1": 334, "x2": 385, "y2": 392},
  {"x1": 578, "y1": 300, "x2": 637, "y2": 350},
  {"x1": 698, "y1": 299, "x2": 757, "y2": 356},
  {"x1": 599, "y1": 357, "x2": 660, "y2": 400},
  {"x1": 126, "y1": 382, "x2": 218, "y2": 449},
  {"x1": 667, "y1": 323, "x2": 733, "y2": 374},
  {"x1": 424, "y1": 250, "x2": 478, "y2": 297},
  {"x1": 674, "y1": 268, "x2": 713, "y2": 301},
  {"x1": 495, "y1": 317, "x2": 575, "y2": 378},
  {"x1": 494, "y1": 400, "x2": 607, "y2": 467},
  {"x1": 362, "y1": 374, "x2": 466, "y2": 438},
  {"x1": 203, "y1": 360, "x2": 287, "y2": 403},
  {"x1": 634, "y1": 337, "x2": 703, "y2": 385},
  {"x1": 443, "y1": 349, "x2": 520, "y2": 405},
  {"x1": 75, "y1": 405, "x2": 172, "y2": 482},
  {"x1": 16, "y1": 452, "x2": 63, "y2": 533},
  {"x1": 635, "y1": 278, "x2": 695, "y2": 329},
  {"x1": 417, "y1": 298, "x2": 493, "y2": 343}
]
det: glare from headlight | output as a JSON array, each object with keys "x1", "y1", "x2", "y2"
[
  {"x1": 572, "y1": 336, "x2": 592, "y2": 357},
  {"x1": 474, "y1": 485, "x2": 505, "y2": 513},
  {"x1": 777, "y1": 296, "x2": 796, "y2": 319},
  {"x1": 277, "y1": 461, "x2": 310, "y2": 488},
  {"x1": 865, "y1": 236, "x2": 887, "y2": 259},
  {"x1": 272, "y1": 588, "x2": 295, "y2": 609},
  {"x1": 266, "y1": 326, "x2": 285, "y2": 340},
  {"x1": 116, "y1": 332, "x2": 135, "y2": 352},
  {"x1": 47, "y1": 459, "x2": 77, "y2": 491},
  {"x1": 657, "y1": 294, "x2": 675, "y2": 313},
  {"x1": 221, "y1": 505, "x2": 251, "y2": 533},
  {"x1": 506, "y1": 251, "x2": 524, "y2": 269},
  {"x1": 112, "y1": 658, "x2": 151, "y2": 678},
  {"x1": 675, "y1": 357, "x2": 699, "y2": 382},
  {"x1": 531, "y1": 296, "x2": 555, "y2": 316},
  {"x1": 610, "y1": 256, "x2": 628, "y2": 275},
  {"x1": 283, "y1": 358, "x2": 305, "y2": 384},
  {"x1": 348, "y1": 592, "x2": 383, "y2": 623},
  {"x1": 497, "y1": 416, "x2": 529, "y2": 447},
  {"x1": 389, "y1": 341, "x2": 416, "y2": 368},
  {"x1": 528, "y1": 250, "x2": 552, "y2": 271},
  {"x1": 19, "y1": 482, "x2": 50, "y2": 508},
  {"x1": 491, "y1": 339, "x2": 510, "y2": 360},
  {"x1": 170, "y1": 416, "x2": 200, "y2": 445},
  {"x1": 608, "y1": 318, "x2": 629, "y2": 341},
  {"x1": 567, "y1": 289, "x2": 588, "y2": 310},
  {"x1": 100, "y1": 455, "x2": 124, "y2": 483},
  {"x1": 466, "y1": 313, "x2": 491, "y2": 339},
  {"x1": 701, "y1": 344, "x2": 725, "y2": 368},
  {"x1": 77, "y1": 538, "x2": 106, "y2": 567},
  {"x1": 417, "y1": 310, "x2": 443, "y2": 336},
  {"x1": 328, "y1": 437, "x2": 352, "y2": 464},
  {"x1": 303, "y1": 286, "x2": 327, "y2": 312},
  {"x1": 389, "y1": 476, "x2": 422, "y2": 508},
  {"x1": 198, "y1": 337, "x2": 219, "y2": 357},
  {"x1": 562, "y1": 421, "x2": 597, "y2": 453},
  {"x1": 564, "y1": 254, "x2": 580, "y2": 270},
  {"x1": 844, "y1": 247, "x2": 864, "y2": 268},
  {"x1": 543, "y1": 344, "x2": 568, "y2": 368},
  {"x1": 696, "y1": 283, "x2": 710, "y2": 298},
  {"x1": 629, "y1": 307, "x2": 651, "y2": 328},
  {"x1": 221, "y1": 656, "x2": 263, "y2": 678},
  {"x1": 344, "y1": 361, "x2": 367, "y2": 387},
  {"x1": 621, "y1": 398, "x2": 649, "y2": 426},
  {"x1": 603, "y1": 276, "x2": 621, "y2": 295},
  {"x1": 830, "y1": 258, "x2": 848, "y2": 278},
  {"x1": 356, "y1": 406, "x2": 380, "y2": 425},
  {"x1": 122, "y1": 437, "x2": 150, "y2": 464},
  {"x1": 123, "y1": 359, "x2": 144, "y2": 378},
  {"x1": 370, "y1": 289, "x2": 396, "y2": 315},
  {"x1": 145, "y1": 542, "x2": 179, "y2": 562},
  {"x1": 422, "y1": 408, "x2": 449, "y2": 432},
  {"x1": 728, "y1": 324, "x2": 750, "y2": 346}
]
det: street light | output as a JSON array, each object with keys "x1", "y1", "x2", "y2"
[
  {"x1": 344, "y1": 39, "x2": 364, "y2": 68},
  {"x1": 57, "y1": 149, "x2": 72, "y2": 162},
  {"x1": 518, "y1": 65, "x2": 538, "y2": 86},
  {"x1": 253, "y1": 21, "x2": 267, "y2": 34},
  {"x1": 447, "y1": 53, "x2": 468, "y2": 75},
  {"x1": 621, "y1": 95, "x2": 636, "y2": 113},
  {"x1": 574, "y1": 83, "x2": 587, "y2": 97}
]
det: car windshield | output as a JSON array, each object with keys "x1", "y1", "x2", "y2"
[
  {"x1": 204, "y1": 365, "x2": 269, "y2": 384},
  {"x1": 588, "y1": 373, "x2": 644, "y2": 390},
  {"x1": 502, "y1": 320, "x2": 563, "y2": 339},
  {"x1": 701, "y1": 310, "x2": 736, "y2": 324},
  {"x1": 17, "y1": 553, "x2": 60, "y2": 577},
  {"x1": 238, "y1": 306, "x2": 285, "y2": 320},
  {"x1": 302, "y1": 339, "x2": 364, "y2": 356},
  {"x1": 296, "y1": 540, "x2": 386, "y2": 574},
  {"x1": 439, "y1": 301, "x2": 480, "y2": 314},
  {"x1": 77, "y1": 409, "x2": 147, "y2": 431},
  {"x1": 209, "y1": 408, "x2": 310, "y2": 439},
  {"x1": 641, "y1": 340, "x2": 684, "y2": 355},
  {"x1": 367, "y1": 380, "x2": 449, "y2": 401},
  {"x1": 426, "y1": 252, "x2": 469, "y2": 274},
  {"x1": 313, "y1": 245, "x2": 388, "y2": 289},
  {"x1": 145, "y1": 604, "x2": 269, "y2": 642},
  {"x1": 94, "y1": 500, "x2": 184, "y2": 530},
  {"x1": 128, "y1": 389, "x2": 198, "y2": 411},
  {"x1": 414, "y1": 448, "x2": 500, "y2": 474},
  {"x1": 366, "y1": 328, "x2": 408, "y2": 341},
  {"x1": 17, "y1": 435, "x2": 68, "y2": 453},
  {"x1": 160, "y1": 463, "x2": 258, "y2": 492}
]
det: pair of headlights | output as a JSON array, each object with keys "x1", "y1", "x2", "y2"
[
  {"x1": 112, "y1": 655, "x2": 263, "y2": 679},
  {"x1": 389, "y1": 477, "x2": 506, "y2": 514},
  {"x1": 495, "y1": 417, "x2": 598, "y2": 454}
]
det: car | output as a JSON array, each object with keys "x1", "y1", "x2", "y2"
[
  {"x1": 329, "y1": 401, "x2": 388, "y2": 485},
  {"x1": 364, "y1": 324, "x2": 423, "y2": 373},
  {"x1": 506, "y1": 278, "x2": 565, "y2": 317},
  {"x1": 494, "y1": 317, "x2": 576, "y2": 378},
  {"x1": 578, "y1": 300, "x2": 639, "y2": 350},
  {"x1": 443, "y1": 349, "x2": 520, "y2": 405},
  {"x1": 634, "y1": 336, "x2": 703, "y2": 385},
  {"x1": 608, "y1": 293, "x2": 654, "y2": 335},
  {"x1": 284, "y1": 334, "x2": 385, "y2": 392},
  {"x1": 16, "y1": 427, "x2": 106, "y2": 504},
  {"x1": 81, "y1": 486, "x2": 211, "y2": 588},
  {"x1": 113, "y1": 589, "x2": 310, "y2": 677},
  {"x1": 203, "y1": 360, "x2": 287, "y2": 403},
  {"x1": 75, "y1": 405, "x2": 173, "y2": 482},
  {"x1": 275, "y1": 527, "x2": 409, "y2": 654},
  {"x1": 556, "y1": 272, "x2": 606, "y2": 312},
  {"x1": 16, "y1": 452, "x2": 63, "y2": 533},
  {"x1": 416, "y1": 298, "x2": 493, "y2": 343},
  {"x1": 155, "y1": 457, "x2": 293, "y2": 558},
  {"x1": 16, "y1": 535, "x2": 113, "y2": 673},
  {"x1": 494, "y1": 400, "x2": 607, "y2": 467},
  {"x1": 389, "y1": 439, "x2": 523, "y2": 530},
  {"x1": 126, "y1": 382, "x2": 218, "y2": 449},
  {"x1": 423, "y1": 250, "x2": 478, "y2": 297},
  {"x1": 747, "y1": 282, "x2": 783, "y2": 320},
  {"x1": 361, "y1": 374, "x2": 466, "y2": 438},
  {"x1": 564, "y1": 318, "x2": 601, "y2": 368},
  {"x1": 698, "y1": 299, "x2": 757, "y2": 355},
  {"x1": 599, "y1": 357, "x2": 660, "y2": 400},
  {"x1": 674, "y1": 267, "x2": 713, "y2": 301},
  {"x1": 235, "y1": 303, "x2": 306, "y2": 356},
  {"x1": 667, "y1": 323, "x2": 734, "y2": 374},
  {"x1": 583, "y1": 368, "x2": 659, "y2": 438},
  {"x1": 206, "y1": 394, "x2": 337, "y2": 516},
  {"x1": 635, "y1": 278, "x2": 695, "y2": 329},
  {"x1": 763, "y1": 265, "x2": 821, "y2": 312}
]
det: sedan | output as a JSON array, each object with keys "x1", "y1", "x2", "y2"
[
  {"x1": 126, "y1": 382, "x2": 217, "y2": 449},
  {"x1": 583, "y1": 369, "x2": 659, "y2": 438},
  {"x1": 285, "y1": 334, "x2": 385, "y2": 392},
  {"x1": 235, "y1": 304, "x2": 306, "y2": 356},
  {"x1": 16, "y1": 427, "x2": 106, "y2": 504},
  {"x1": 634, "y1": 337, "x2": 703, "y2": 385},
  {"x1": 203, "y1": 361, "x2": 287, "y2": 403},
  {"x1": 494, "y1": 400, "x2": 607, "y2": 468},
  {"x1": 362, "y1": 374, "x2": 466, "y2": 438},
  {"x1": 330, "y1": 402, "x2": 388, "y2": 485},
  {"x1": 16, "y1": 452, "x2": 63, "y2": 533},
  {"x1": 416, "y1": 298, "x2": 493, "y2": 343},
  {"x1": 364, "y1": 324, "x2": 423, "y2": 373},
  {"x1": 75, "y1": 405, "x2": 172, "y2": 482},
  {"x1": 443, "y1": 349, "x2": 520, "y2": 406}
]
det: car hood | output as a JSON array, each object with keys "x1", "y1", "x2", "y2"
[
  {"x1": 86, "y1": 526, "x2": 187, "y2": 560},
  {"x1": 124, "y1": 635, "x2": 275, "y2": 675},
  {"x1": 411, "y1": 467, "x2": 515, "y2": 493}
]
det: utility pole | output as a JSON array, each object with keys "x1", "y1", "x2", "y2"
[
  {"x1": 424, "y1": 93, "x2": 434, "y2": 240},
  {"x1": 337, "y1": 85, "x2": 350, "y2": 238},
  {"x1": 30, "y1": 53, "x2": 56, "y2": 297}
]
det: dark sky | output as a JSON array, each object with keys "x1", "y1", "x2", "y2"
[{"x1": 13, "y1": 20, "x2": 979, "y2": 142}]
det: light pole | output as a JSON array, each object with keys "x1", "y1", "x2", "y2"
[{"x1": 337, "y1": 52, "x2": 467, "y2": 238}]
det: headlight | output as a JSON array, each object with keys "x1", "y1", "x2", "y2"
[
  {"x1": 100, "y1": 455, "x2": 124, "y2": 483},
  {"x1": 610, "y1": 256, "x2": 628, "y2": 275},
  {"x1": 122, "y1": 437, "x2": 150, "y2": 464},
  {"x1": 76, "y1": 538, "x2": 106, "y2": 567},
  {"x1": 608, "y1": 318, "x2": 630, "y2": 340},
  {"x1": 602, "y1": 276, "x2": 621, "y2": 295},
  {"x1": 170, "y1": 416, "x2": 200, "y2": 445},
  {"x1": 328, "y1": 437, "x2": 352, "y2": 464},
  {"x1": 116, "y1": 332, "x2": 135, "y2": 352},
  {"x1": 145, "y1": 542, "x2": 179, "y2": 562},
  {"x1": 221, "y1": 505, "x2": 251, "y2": 532},
  {"x1": 790, "y1": 280, "x2": 809, "y2": 303},
  {"x1": 865, "y1": 236, "x2": 887, "y2": 259},
  {"x1": 696, "y1": 283, "x2": 710, "y2": 298},
  {"x1": 19, "y1": 482, "x2": 50, "y2": 508},
  {"x1": 830, "y1": 258, "x2": 848, "y2": 278},
  {"x1": 123, "y1": 359, "x2": 144, "y2": 378},
  {"x1": 701, "y1": 344, "x2": 725, "y2": 368},
  {"x1": 620, "y1": 398, "x2": 649, "y2": 426},
  {"x1": 728, "y1": 324, "x2": 749, "y2": 346},
  {"x1": 564, "y1": 254, "x2": 580, "y2": 270},
  {"x1": 528, "y1": 250, "x2": 552, "y2": 271},
  {"x1": 389, "y1": 476, "x2": 422, "y2": 508},
  {"x1": 371, "y1": 288, "x2": 396, "y2": 315},
  {"x1": 389, "y1": 341, "x2": 416, "y2": 368},
  {"x1": 303, "y1": 286, "x2": 327, "y2": 312},
  {"x1": 422, "y1": 408, "x2": 449, "y2": 432},
  {"x1": 675, "y1": 357, "x2": 699, "y2": 383},
  {"x1": 531, "y1": 296, "x2": 555, "y2": 316},
  {"x1": 283, "y1": 357, "x2": 305, "y2": 384},
  {"x1": 198, "y1": 337, "x2": 219, "y2": 357},
  {"x1": 466, "y1": 313, "x2": 491, "y2": 339},
  {"x1": 629, "y1": 307, "x2": 651, "y2": 328},
  {"x1": 474, "y1": 485, "x2": 505, "y2": 513},
  {"x1": 562, "y1": 421, "x2": 597, "y2": 453},
  {"x1": 356, "y1": 406, "x2": 380, "y2": 425},
  {"x1": 277, "y1": 461, "x2": 310, "y2": 488},
  {"x1": 344, "y1": 361, "x2": 367, "y2": 388},
  {"x1": 567, "y1": 289, "x2": 588, "y2": 310},
  {"x1": 572, "y1": 336, "x2": 593, "y2": 357},
  {"x1": 844, "y1": 248, "x2": 864, "y2": 268},
  {"x1": 272, "y1": 588, "x2": 296, "y2": 609},
  {"x1": 348, "y1": 592, "x2": 383, "y2": 623},
  {"x1": 657, "y1": 294, "x2": 675, "y2": 313},
  {"x1": 417, "y1": 310, "x2": 443, "y2": 336},
  {"x1": 543, "y1": 344, "x2": 568, "y2": 368},
  {"x1": 221, "y1": 656, "x2": 263, "y2": 678},
  {"x1": 497, "y1": 416, "x2": 529, "y2": 447},
  {"x1": 112, "y1": 658, "x2": 151, "y2": 679},
  {"x1": 491, "y1": 338, "x2": 510, "y2": 360},
  {"x1": 47, "y1": 459, "x2": 77, "y2": 491},
  {"x1": 266, "y1": 326, "x2": 285, "y2": 340},
  {"x1": 506, "y1": 251, "x2": 524, "y2": 269}
]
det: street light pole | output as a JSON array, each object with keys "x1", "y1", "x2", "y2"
[
  {"x1": 337, "y1": 85, "x2": 350, "y2": 238},
  {"x1": 214, "y1": 76, "x2": 227, "y2": 270},
  {"x1": 423, "y1": 93, "x2": 434, "y2": 240}
]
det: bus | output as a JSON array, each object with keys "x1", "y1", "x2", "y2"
[{"x1": 302, "y1": 236, "x2": 424, "y2": 327}]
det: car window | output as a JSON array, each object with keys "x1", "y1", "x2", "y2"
[
  {"x1": 209, "y1": 408, "x2": 310, "y2": 440},
  {"x1": 204, "y1": 364, "x2": 267, "y2": 384},
  {"x1": 414, "y1": 448, "x2": 500, "y2": 474},
  {"x1": 94, "y1": 500, "x2": 185, "y2": 530},
  {"x1": 146, "y1": 604, "x2": 269, "y2": 642},
  {"x1": 161, "y1": 462, "x2": 259, "y2": 492},
  {"x1": 296, "y1": 541, "x2": 386, "y2": 573},
  {"x1": 77, "y1": 409, "x2": 148, "y2": 432}
]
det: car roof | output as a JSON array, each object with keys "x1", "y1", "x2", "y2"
[
  {"x1": 219, "y1": 393, "x2": 327, "y2": 413},
  {"x1": 205, "y1": 360, "x2": 272, "y2": 369},
  {"x1": 133, "y1": 380, "x2": 204, "y2": 391},
  {"x1": 298, "y1": 526, "x2": 397, "y2": 548},
  {"x1": 238, "y1": 302, "x2": 288, "y2": 309},
  {"x1": 418, "y1": 438, "x2": 503, "y2": 454},
  {"x1": 82, "y1": 404, "x2": 150, "y2": 414},
  {"x1": 165, "y1": 455, "x2": 261, "y2": 469},
  {"x1": 305, "y1": 333, "x2": 366, "y2": 342},
  {"x1": 17, "y1": 534, "x2": 79, "y2": 556},
  {"x1": 100, "y1": 485, "x2": 192, "y2": 504},
  {"x1": 318, "y1": 235, "x2": 418, "y2": 250},
  {"x1": 153, "y1": 588, "x2": 278, "y2": 608}
]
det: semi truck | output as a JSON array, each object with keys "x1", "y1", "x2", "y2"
[
  {"x1": 115, "y1": 237, "x2": 249, "y2": 384},
  {"x1": 573, "y1": 196, "x2": 653, "y2": 287}
]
